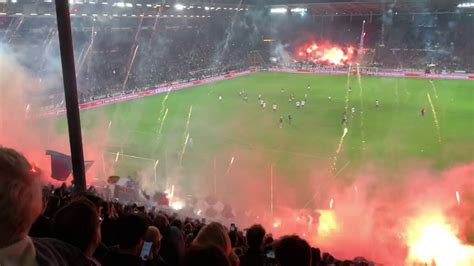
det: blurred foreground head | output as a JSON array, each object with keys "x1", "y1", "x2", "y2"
[
  {"x1": 183, "y1": 244, "x2": 230, "y2": 266},
  {"x1": 0, "y1": 147, "x2": 42, "y2": 247},
  {"x1": 274, "y1": 235, "x2": 312, "y2": 266},
  {"x1": 193, "y1": 222, "x2": 232, "y2": 256}
]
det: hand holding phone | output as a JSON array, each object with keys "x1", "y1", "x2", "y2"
[{"x1": 140, "y1": 241, "x2": 153, "y2": 261}]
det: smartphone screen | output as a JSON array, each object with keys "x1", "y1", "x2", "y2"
[
  {"x1": 266, "y1": 250, "x2": 275, "y2": 259},
  {"x1": 230, "y1": 223, "x2": 236, "y2": 232},
  {"x1": 140, "y1": 241, "x2": 153, "y2": 261}
]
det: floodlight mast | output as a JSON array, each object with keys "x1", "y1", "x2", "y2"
[{"x1": 55, "y1": 0, "x2": 86, "y2": 192}]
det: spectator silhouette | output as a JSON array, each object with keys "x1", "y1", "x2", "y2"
[
  {"x1": 274, "y1": 235, "x2": 311, "y2": 266},
  {"x1": 182, "y1": 244, "x2": 230, "y2": 266},
  {"x1": 144, "y1": 226, "x2": 169, "y2": 266},
  {"x1": 240, "y1": 224, "x2": 266, "y2": 266},
  {"x1": 153, "y1": 214, "x2": 184, "y2": 266},
  {"x1": 193, "y1": 222, "x2": 239, "y2": 266},
  {"x1": 102, "y1": 213, "x2": 149, "y2": 266},
  {"x1": 51, "y1": 197, "x2": 102, "y2": 265}
]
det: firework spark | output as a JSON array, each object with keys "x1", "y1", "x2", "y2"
[{"x1": 427, "y1": 92, "x2": 442, "y2": 144}]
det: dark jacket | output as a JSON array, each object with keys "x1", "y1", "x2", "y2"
[
  {"x1": 101, "y1": 247, "x2": 144, "y2": 266},
  {"x1": 33, "y1": 237, "x2": 94, "y2": 266},
  {"x1": 240, "y1": 248, "x2": 266, "y2": 266},
  {"x1": 158, "y1": 226, "x2": 184, "y2": 266}
]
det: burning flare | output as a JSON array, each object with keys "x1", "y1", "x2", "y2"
[{"x1": 405, "y1": 211, "x2": 474, "y2": 266}]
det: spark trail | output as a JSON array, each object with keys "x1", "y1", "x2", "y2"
[
  {"x1": 331, "y1": 127, "x2": 349, "y2": 171},
  {"x1": 429, "y1": 80, "x2": 439, "y2": 99},
  {"x1": 157, "y1": 89, "x2": 171, "y2": 124},
  {"x1": 179, "y1": 133, "x2": 190, "y2": 164},
  {"x1": 356, "y1": 66, "x2": 367, "y2": 152},
  {"x1": 225, "y1": 156, "x2": 235, "y2": 175},
  {"x1": 157, "y1": 108, "x2": 168, "y2": 136},
  {"x1": 183, "y1": 105, "x2": 193, "y2": 138},
  {"x1": 427, "y1": 92, "x2": 442, "y2": 144},
  {"x1": 179, "y1": 105, "x2": 193, "y2": 164},
  {"x1": 330, "y1": 67, "x2": 352, "y2": 172}
]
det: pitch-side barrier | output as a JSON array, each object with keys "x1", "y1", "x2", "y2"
[
  {"x1": 269, "y1": 67, "x2": 474, "y2": 80},
  {"x1": 41, "y1": 69, "x2": 258, "y2": 116}
]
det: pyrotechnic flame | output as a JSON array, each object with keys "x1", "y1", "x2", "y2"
[
  {"x1": 405, "y1": 211, "x2": 474, "y2": 266},
  {"x1": 329, "y1": 198, "x2": 334, "y2": 209},
  {"x1": 317, "y1": 210, "x2": 338, "y2": 238},
  {"x1": 273, "y1": 219, "x2": 282, "y2": 228},
  {"x1": 298, "y1": 43, "x2": 353, "y2": 65},
  {"x1": 321, "y1": 47, "x2": 348, "y2": 65},
  {"x1": 456, "y1": 191, "x2": 460, "y2": 205},
  {"x1": 114, "y1": 151, "x2": 120, "y2": 162}
]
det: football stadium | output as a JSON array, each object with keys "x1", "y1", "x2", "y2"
[{"x1": 1, "y1": 0, "x2": 473, "y2": 265}]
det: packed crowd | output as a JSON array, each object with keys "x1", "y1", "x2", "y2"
[{"x1": 0, "y1": 147, "x2": 373, "y2": 266}]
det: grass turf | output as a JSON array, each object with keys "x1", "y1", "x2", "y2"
[{"x1": 55, "y1": 71, "x2": 474, "y2": 198}]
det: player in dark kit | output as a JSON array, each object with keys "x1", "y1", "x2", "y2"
[
  {"x1": 420, "y1": 107, "x2": 425, "y2": 116},
  {"x1": 279, "y1": 116, "x2": 283, "y2": 128},
  {"x1": 288, "y1": 114, "x2": 292, "y2": 124}
]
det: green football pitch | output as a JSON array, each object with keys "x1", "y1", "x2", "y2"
[{"x1": 56, "y1": 71, "x2": 473, "y2": 199}]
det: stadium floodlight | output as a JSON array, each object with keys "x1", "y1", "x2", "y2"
[
  {"x1": 290, "y1": 7, "x2": 307, "y2": 13},
  {"x1": 270, "y1": 7, "x2": 287, "y2": 14},
  {"x1": 204, "y1": 6, "x2": 210, "y2": 10},
  {"x1": 113, "y1": 2, "x2": 125, "y2": 7},
  {"x1": 457, "y1": 2, "x2": 474, "y2": 8},
  {"x1": 174, "y1": 4, "x2": 185, "y2": 10}
]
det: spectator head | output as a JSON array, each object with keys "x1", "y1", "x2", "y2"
[
  {"x1": 274, "y1": 235, "x2": 311, "y2": 266},
  {"x1": 311, "y1": 248, "x2": 321, "y2": 266},
  {"x1": 0, "y1": 147, "x2": 42, "y2": 248},
  {"x1": 193, "y1": 222, "x2": 232, "y2": 256},
  {"x1": 153, "y1": 214, "x2": 170, "y2": 234},
  {"x1": 51, "y1": 197, "x2": 101, "y2": 256},
  {"x1": 118, "y1": 213, "x2": 149, "y2": 255},
  {"x1": 246, "y1": 224, "x2": 266, "y2": 250},
  {"x1": 170, "y1": 219, "x2": 183, "y2": 230},
  {"x1": 144, "y1": 226, "x2": 162, "y2": 257},
  {"x1": 182, "y1": 244, "x2": 230, "y2": 266}
]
